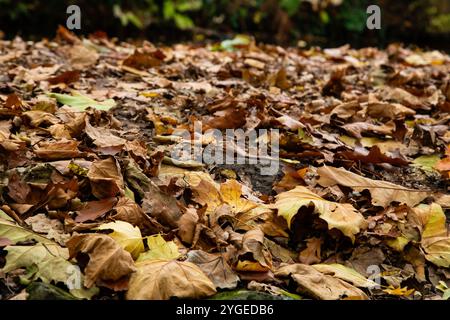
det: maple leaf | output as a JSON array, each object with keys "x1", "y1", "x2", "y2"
[{"x1": 126, "y1": 260, "x2": 216, "y2": 300}]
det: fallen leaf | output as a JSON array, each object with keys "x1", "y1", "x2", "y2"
[
  {"x1": 95, "y1": 221, "x2": 144, "y2": 259},
  {"x1": 275, "y1": 263, "x2": 368, "y2": 300},
  {"x1": 75, "y1": 197, "x2": 117, "y2": 223},
  {"x1": 299, "y1": 237, "x2": 323, "y2": 265},
  {"x1": 273, "y1": 186, "x2": 366, "y2": 241},
  {"x1": 236, "y1": 229, "x2": 272, "y2": 272},
  {"x1": 49, "y1": 91, "x2": 115, "y2": 111},
  {"x1": 383, "y1": 285, "x2": 415, "y2": 297},
  {"x1": 126, "y1": 259, "x2": 216, "y2": 300},
  {"x1": 67, "y1": 234, "x2": 136, "y2": 289},
  {"x1": 317, "y1": 166, "x2": 430, "y2": 208},
  {"x1": 186, "y1": 250, "x2": 240, "y2": 289},
  {"x1": 312, "y1": 263, "x2": 378, "y2": 288},
  {"x1": 2, "y1": 242, "x2": 97, "y2": 299},
  {"x1": 87, "y1": 157, "x2": 124, "y2": 199},
  {"x1": 137, "y1": 234, "x2": 180, "y2": 262}
]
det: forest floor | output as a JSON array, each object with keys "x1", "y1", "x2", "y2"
[{"x1": 0, "y1": 27, "x2": 449, "y2": 300}]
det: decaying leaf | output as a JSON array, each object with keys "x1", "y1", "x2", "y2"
[
  {"x1": 126, "y1": 259, "x2": 216, "y2": 300},
  {"x1": 186, "y1": 250, "x2": 239, "y2": 289},
  {"x1": 273, "y1": 186, "x2": 367, "y2": 241},
  {"x1": 67, "y1": 234, "x2": 136, "y2": 289},
  {"x1": 317, "y1": 166, "x2": 430, "y2": 208},
  {"x1": 275, "y1": 263, "x2": 368, "y2": 300}
]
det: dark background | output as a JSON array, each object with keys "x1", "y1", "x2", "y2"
[{"x1": 0, "y1": 0, "x2": 449, "y2": 50}]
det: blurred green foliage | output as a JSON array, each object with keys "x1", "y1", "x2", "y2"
[{"x1": 0, "y1": 0, "x2": 449, "y2": 48}]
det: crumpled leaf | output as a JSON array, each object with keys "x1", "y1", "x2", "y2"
[
  {"x1": 126, "y1": 259, "x2": 216, "y2": 300},
  {"x1": 95, "y1": 221, "x2": 144, "y2": 259},
  {"x1": 275, "y1": 263, "x2": 368, "y2": 300},
  {"x1": 235, "y1": 229, "x2": 273, "y2": 272},
  {"x1": 137, "y1": 234, "x2": 180, "y2": 262},
  {"x1": 273, "y1": 186, "x2": 366, "y2": 241},
  {"x1": 299, "y1": 237, "x2": 322, "y2": 265},
  {"x1": 186, "y1": 250, "x2": 240, "y2": 289},
  {"x1": 67, "y1": 234, "x2": 136, "y2": 289},
  {"x1": 87, "y1": 157, "x2": 124, "y2": 199}
]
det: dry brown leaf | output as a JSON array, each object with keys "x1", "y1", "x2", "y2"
[
  {"x1": 126, "y1": 259, "x2": 216, "y2": 300},
  {"x1": 177, "y1": 207, "x2": 199, "y2": 245},
  {"x1": 87, "y1": 157, "x2": 124, "y2": 199},
  {"x1": 317, "y1": 166, "x2": 429, "y2": 208},
  {"x1": 275, "y1": 263, "x2": 368, "y2": 300},
  {"x1": 67, "y1": 234, "x2": 136, "y2": 289},
  {"x1": 186, "y1": 250, "x2": 239, "y2": 289},
  {"x1": 299, "y1": 237, "x2": 323, "y2": 265},
  {"x1": 68, "y1": 44, "x2": 99, "y2": 70},
  {"x1": 75, "y1": 197, "x2": 117, "y2": 223},
  {"x1": 236, "y1": 229, "x2": 272, "y2": 272},
  {"x1": 34, "y1": 140, "x2": 82, "y2": 160}
]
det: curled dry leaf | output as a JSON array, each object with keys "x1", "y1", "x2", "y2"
[
  {"x1": 273, "y1": 186, "x2": 367, "y2": 242},
  {"x1": 414, "y1": 203, "x2": 450, "y2": 268},
  {"x1": 67, "y1": 234, "x2": 136, "y2": 289},
  {"x1": 87, "y1": 157, "x2": 124, "y2": 199},
  {"x1": 311, "y1": 263, "x2": 378, "y2": 288},
  {"x1": 111, "y1": 197, "x2": 151, "y2": 230},
  {"x1": 34, "y1": 140, "x2": 82, "y2": 160},
  {"x1": 317, "y1": 166, "x2": 430, "y2": 208},
  {"x1": 275, "y1": 263, "x2": 368, "y2": 300},
  {"x1": 236, "y1": 228, "x2": 273, "y2": 272},
  {"x1": 177, "y1": 207, "x2": 199, "y2": 245},
  {"x1": 126, "y1": 259, "x2": 216, "y2": 300}
]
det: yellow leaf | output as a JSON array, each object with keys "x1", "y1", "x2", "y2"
[
  {"x1": 137, "y1": 234, "x2": 180, "y2": 262},
  {"x1": 220, "y1": 179, "x2": 258, "y2": 214},
  {"x1": 95, "y1": 221, "x2": 144, "y2": 259},
  {"x1": 383, "y1": 285, "x2": 415, "y2": 297},
  {"x1": 413, "y1": 203, "x2": 450, "y2": 268}
]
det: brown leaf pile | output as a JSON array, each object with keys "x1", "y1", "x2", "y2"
[{"x1": 0, "y1": 28, "x2": 449, "y2": 300}]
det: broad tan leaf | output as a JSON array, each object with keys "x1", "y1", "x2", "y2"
[
  {"x1": 273, "y1": 186, "x2": 366, "y2": 241},
  {"x1": 317, "y1": 166, "x2": 429, "y2": 208},
  {"x1": 126, "y1": 259, "x2": 216, "y2": 300},
  {"x1": 186, "y1": 250, "x2": 239, "y2": 289},
  {"x1": 220, "y1": 179, "x2": 258, "y2": 214},
  {"x1": 413, "y1": 203, "x2": 450, "y2": 267},
  {"x1": 312, "y1": 264, "x2": 378, "y2": 288}
]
